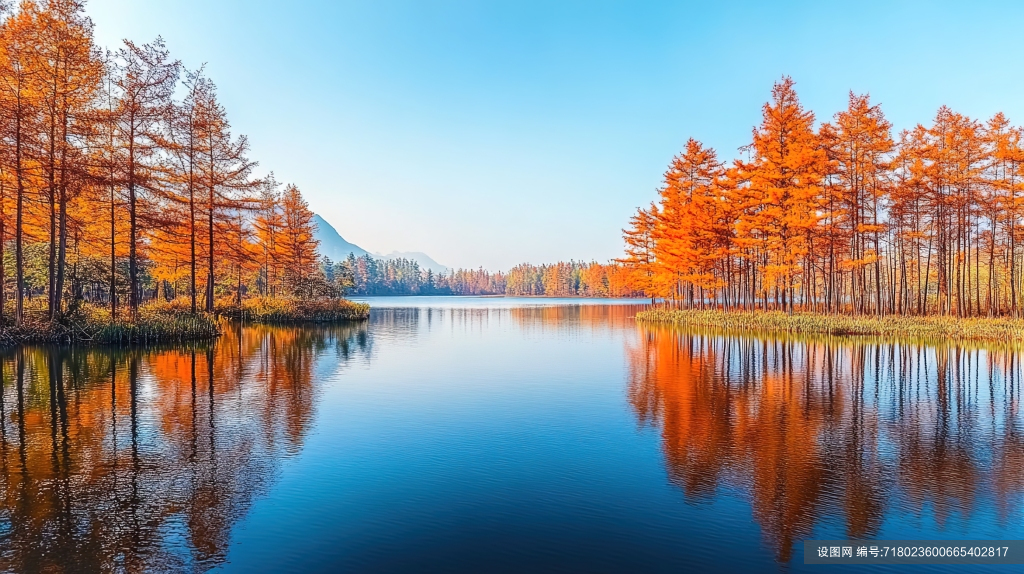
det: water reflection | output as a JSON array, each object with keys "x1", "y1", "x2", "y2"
[
  {"x1": 366, "y1": 304, "x2": 647, "y2": 349},
  {"x1": 627, "y1": 325, "x2": 1024, "y2": 562},
  {"x1": 0, "y1": 322, "x2": 368, "y2": 572}
]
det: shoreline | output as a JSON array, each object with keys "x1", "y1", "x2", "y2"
[
  {"x1": 634, "y1": 308, "x2": 1024, "y2": 344},
  {"x1": 0, "y1": 313, "x2": 221, "y2": 346},
  {"x1": 0, "y1": 299, "x2": 372, "y2": 346}
]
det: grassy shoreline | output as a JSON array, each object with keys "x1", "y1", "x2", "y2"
[
  {"x1": 634, "y1": 308, "x2": 1024, "y2": 343},
  {"x1": 0, "y1": 312, "x2": 220, "y2": 346},
  {"x1": 0, "y1": 297, "x2": 371, "y2": 346}
]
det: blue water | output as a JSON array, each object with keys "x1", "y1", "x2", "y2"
[{"x1": 0, "y1": 297, "x2": 1021, "y2": 572}]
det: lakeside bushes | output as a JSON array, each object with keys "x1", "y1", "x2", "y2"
[
  {"x1": 635, "y1": 308, "x2": 1024, "y2": 343},
  {"x1": 217, "y1": 297, "x2": 370, "y2": 323}
]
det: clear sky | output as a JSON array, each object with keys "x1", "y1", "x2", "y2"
[{"x1": 87, "y1": 0, "x2": 1024, "y2": 271}]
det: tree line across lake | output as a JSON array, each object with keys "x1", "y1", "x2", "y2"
[{"x1": 326, "y1": 255, "x2": 642, "y2": 298}]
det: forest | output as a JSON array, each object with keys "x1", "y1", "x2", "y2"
[
  {"x1": 331, "y1": 255, "x2": 640, "y2": 297},
  {"x1": 0, "y1": 0, "x2": 331, "y2": 338},
  {"x1": 624, "y1": 77, "x2": 1024, "y2": 318}
]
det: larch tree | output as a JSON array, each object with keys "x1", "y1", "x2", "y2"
[
  {"x1": 193, "y1": 78, "x2": 255, "y2": 311},
  {"x1": 162, "y1": 66, "x2": 212, "y2": 313},
  {"x1": 983, "y1": 113, "x2": 1024, "y2": 316},
  {"x1": 277, "y1": 184, "x2": 318, "y2": 296},
  {"x1": 742, "y1": 77, "x2": 824, "y2": 313},
  {"x1": 820, "y1": 92, "x2": 894, "y2": 315},
  {"x1": 253, "y1": 174, "x2": 282, "y2": 298},
  {"x1": 627, "y1": 80, "x2": 1024, "y2": 318},
  {"x1": 652, "y1": 138, "x2": 724, "y2": 308},
  {"x1": 33, "y1": 0, "x2": 101, "y2": 318},
  {"x1": 109, "y1": 37, "x2": 178, "y2": 317},
  {"x1": 0, "y1": 3, "x2": 42, "y2": 324},
  {"x1": 619, "y1": 204, "x2": 658, "y2": 302}
]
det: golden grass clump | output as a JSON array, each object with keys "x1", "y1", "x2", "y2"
[
  {"x1": 634, "y1": 308, "x2": 1024, "y2": 344},
  {"x1": 0, "y1": 301, "x2": 219, "y2": 346},
  {"x1": 218, "y1": 297, "x2": 370, "y2": 323}
]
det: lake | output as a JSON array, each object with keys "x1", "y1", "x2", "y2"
[{"x1": 0, "y1": 297, "x2": 1021, "y2": 572}]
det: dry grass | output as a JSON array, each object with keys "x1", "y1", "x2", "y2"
[
  {"x1": 0, "y1": 295, "x2": 371, "y2": 345},
  {"x1": 0, "y1": 302, "x2": 219, "y2": 346},
  {"x1": 635, "y1": 308, "x2": 1024, "y2": 344}
]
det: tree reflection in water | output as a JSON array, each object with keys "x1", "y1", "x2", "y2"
[
  {"x1": 0, "y1": 322, "x2": 368, "y2": 572},
  {"x1": 627, "y1": 325, "x2": 1024, "y2": 562}
]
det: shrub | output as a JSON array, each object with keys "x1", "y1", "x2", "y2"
[{"x1": 218, "y1": 297, "x2": 370, "y2": 323}]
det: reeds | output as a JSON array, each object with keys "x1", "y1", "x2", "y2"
[
  {"x1": 91, "y1": 313, "x2": 220, "y2": 345},
  {"x1": 635, "y1": 308, "x2": 1024, "y2": 343},
  {"x1": 0, "y1": 303, "x2": 219, "y2": 346}
]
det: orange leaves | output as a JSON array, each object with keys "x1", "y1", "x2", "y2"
[
  {"x1": 276, "y1": 184, "x2": 319, "y2": 295},
  {"x1": 628, "y1": 75, "x2": 1024, "y2": 316},
  {"x1": 0, "y1": 2, "x2": 333, "y2": 319},
  {"x1": 619, "y1": 204, "x2": 658, "y2": 297},
  {"x1": 652, "y1": 138, "x2": 726, "y2": 298},
  {"x1": 744, "y1": 78, "x2": 824, "y2": 294},
  {"x1": 632, "y1": 77, "x2": 824, "y2": 309}
]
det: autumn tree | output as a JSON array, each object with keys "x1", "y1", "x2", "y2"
[
  {"x1": 819, "y1": 92, "x2": 893, "y2": 314},
  {"x1": 983, "y1": 113, "x2": 1024, "y2": 316},
  {"x1": 626, "y1": 79, "x2": 1024, "y2": 318},
  {"x1": 0, "y1": 2, "x2": 41, "y2": 324},
  {"x1": 33, "y1": 0, "x2": 101, "y2": 318},
  {"x1": 619, "y1": 204, "x2": 658, "y2": 301},
  {"x1": 741, "y1": 77, "x2": 824, "y2": 313},
  {"x1": 193, "y1": 78, "x2": 255, "y2": 311},
  {"x1": 277, "y1": 184, "x2": 318, "y2": 296},
  {"x1": 109, "y1": 37, "x2": 178, "y2": 317},
  {"x1": 162, "y1": 67, "x2": 211, "y2": 312},
  {"x1": 652, "y1": 138, "x2": 725, "y2": 308}
]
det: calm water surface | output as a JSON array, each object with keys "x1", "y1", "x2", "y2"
[{"x1": 0, "y1": 297, "x2": 1021, "y2": 572}]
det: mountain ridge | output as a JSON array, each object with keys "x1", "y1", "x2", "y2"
[
  {"x1": 313, "y1": 213, "x2": 448, "y2": 274},
  {"x1": 312, "y1": 214, "x2": 369, "y2": 261}
]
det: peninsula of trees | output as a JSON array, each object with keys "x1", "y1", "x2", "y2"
[
  {"x1": 625, "y1": 77, "x2": 1024, "y2": 326},
  {"x1": 0, "y1": 0, "x2": 363, "y2": 342}
]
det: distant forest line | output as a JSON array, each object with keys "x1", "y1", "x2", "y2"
[{"x1": 326, "y1": 255, "x2": 642, "y2": 297}]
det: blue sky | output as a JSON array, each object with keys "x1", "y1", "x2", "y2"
[{"x1": 87, "y1": 0, "x2": 1024, "y2": 270}]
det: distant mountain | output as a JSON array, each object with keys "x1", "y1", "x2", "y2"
[
  {"x1": 313, "y1": 214, "x2": 448, "y2": 274},
  {"x1": 374, "y1": 251, "x2": 449, "y2": 274},
  {"x1": 313, "y1": 214, "x2": 369, "y2": 261}
]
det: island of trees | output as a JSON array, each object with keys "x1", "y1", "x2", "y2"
[
  {"x1": 624, "y1": 77, "x2": 1024, "y2": 341},
  {"x1": 0, "y1": 0, "x2": 366, "y2": 344}
]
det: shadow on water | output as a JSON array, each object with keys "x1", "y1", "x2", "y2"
[
  {"x1": 627, "y1": 323, "x2": 1024, "y2": 562},
  {"x1": 0, "y1": 321, "x2": 369, "y2": 573}
]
